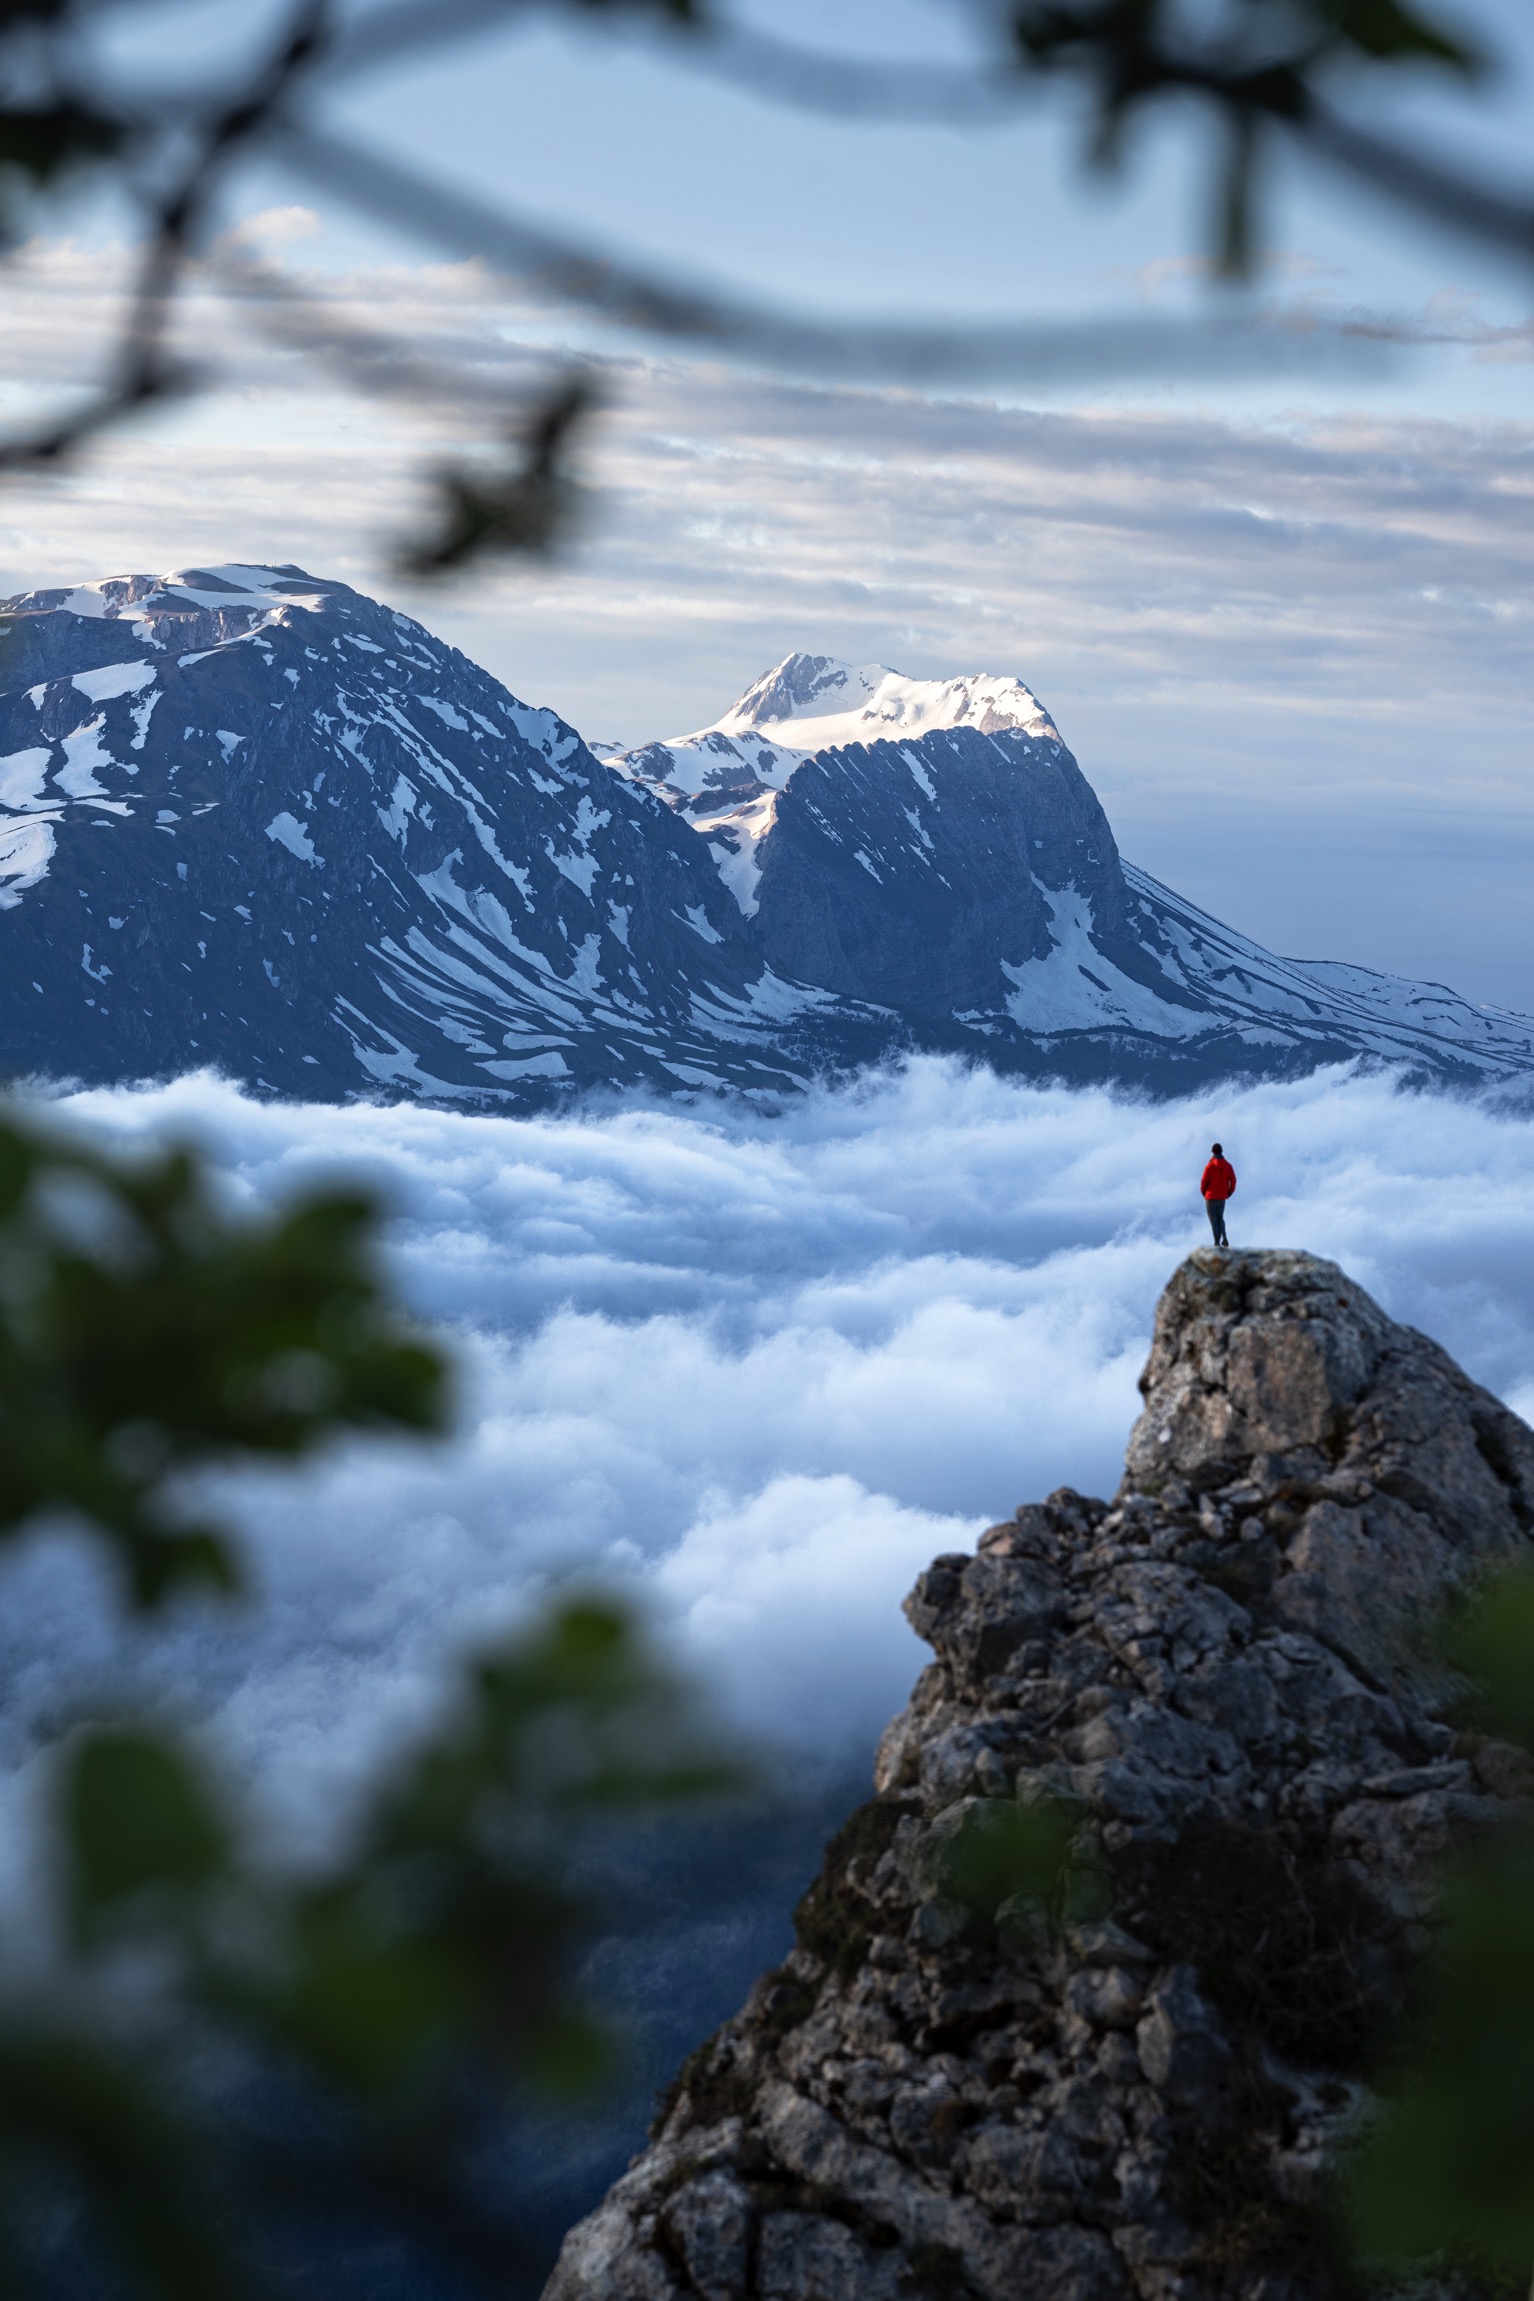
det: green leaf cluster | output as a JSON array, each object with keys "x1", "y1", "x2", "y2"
[
  {"x1": 0, "y1": 1107, "x2": 740, "y2": 2293},
  {"x1": 0, "y1": 1109, "x2": 445, "y2": 1603},
  {"x1": 926, "y1": 1793, "x2": 1075, "y2": 1923},
  {"x1": 1348, "y1": 1561, "x2": 1534, "y2": 2280},
  {"x1": 0, "y1": 1598, "x2": 735, "y2": 2292}
]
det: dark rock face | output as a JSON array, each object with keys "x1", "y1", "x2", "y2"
[
  {"x1": 544, "y1": 1250, "x2": 1534, "y2": 2301},
  {"x1": 748, "y1": 728, "x2": 1185, "y2": 1024}
]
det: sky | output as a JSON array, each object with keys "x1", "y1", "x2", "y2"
[{"x1": 2, "y1": 3, "x2": 1533, "y2": 1006}]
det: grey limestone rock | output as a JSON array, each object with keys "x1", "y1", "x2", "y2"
[{"x1": 542, "y1": 1250, "x2": 1534, "y2": 2301}]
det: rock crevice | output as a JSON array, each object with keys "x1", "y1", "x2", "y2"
[{"x1": 544, "y1": 1250, "x2": 1534, "y2": 2301}]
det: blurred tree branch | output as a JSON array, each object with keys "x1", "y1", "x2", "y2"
[{"x1": 0, "y1": 0, "x2": 1524, "y2": 554}]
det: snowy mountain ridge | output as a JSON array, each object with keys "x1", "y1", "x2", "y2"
[
  {"x1": 2, "y1": 567, "x2": 1532, "y2": 1106},
  {"x1": 600, "y1": 654, "x2": 1061, "y2": 918}
]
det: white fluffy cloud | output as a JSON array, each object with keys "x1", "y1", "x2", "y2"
[{"x1": 1, "y1": 1058, "x2": 1532, "y2": 1855}]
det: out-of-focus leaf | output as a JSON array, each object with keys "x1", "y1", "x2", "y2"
[
  {"x1": 1441, "y1": 1558, "x2": 1534, "y2": 1747},
  {"x1": 0, "y1": 2032, "x2": 237, "y2": 2298},
  {"x1": 1315, "y1": 0, "x2": 1478, "y2": 70},
  {"x1": 0, "y1": 1113, "x2": 449, "y2": 1605},
  {"x1": 274, "y1": 1892, "x2": 469, "y2": 2093},
  {"x1": 924, "y1": 1794, "x2": 1073, "y2": 1922},
  {"x1": 569, "y1": 0, "x2": 704, "y2": 19},
  {"x1": 398, "y1": 376, "x2": 597, "y2": 575},
  {"x1": 1350, "y1": 1829, "x2": 1534, "y2": 2275},
  {"x1": 1347, "y1": 1559, "x2": 1534, "y2": 2276},
  {"x1": 0, "y1": 100, "x2": 122, "y2": 220},
  {"x1": 64, "y1": 1728, "x2": 229, "y2": 1933},
  {"x1": 518, "y1": 2006, "x2": 611, "y2": 2101}
]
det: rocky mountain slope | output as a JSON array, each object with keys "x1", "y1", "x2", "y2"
[
  {"x1": 0, "y1": 569, "x2": 891, "y2": 1103},
  {"x1": 609, "y1": 654, "x2": 1534, "y2": 1086},
  {"x1": 545, "y1": 1248, "x2": 1534, "y2": 2301},
  {"x1": 3, "y1": 573, "x2": 1532, "y2": 1103}
]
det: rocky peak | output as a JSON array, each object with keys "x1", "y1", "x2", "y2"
[
  {"x1": 722, "y1": 655, "x2": 864, "y2": 731},
  {"x1": 545, "y1": 1249, "x2": 1534, "y2": 2301}
]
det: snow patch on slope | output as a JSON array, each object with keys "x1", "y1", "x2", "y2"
[
  {"x1": 1001, "y1": 889, "x2": 1210, "y2": 1038},
  {"x1": 265, "y1": 811, "x2": 321, "y2": 865},
  {"x1": 0, "y1": 817, "x2": 56, "y2": 907}
]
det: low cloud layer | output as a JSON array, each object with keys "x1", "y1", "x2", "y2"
[{"x1": 1, "y1": 1059, "x2": 1532, "y2": 1863}]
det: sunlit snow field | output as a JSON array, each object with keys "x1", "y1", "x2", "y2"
[{"x1": 2, "y1": 1055, "x2": 1533, "y2": 1854}]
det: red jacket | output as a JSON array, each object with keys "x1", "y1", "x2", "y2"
[{"x1": 1201, "y1": 1156, "x2": 1236, "y2": 1202}]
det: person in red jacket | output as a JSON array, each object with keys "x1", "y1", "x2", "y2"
[{"x1": 1201, "y1": 1142, "x2": 1236, "y2": 1247}]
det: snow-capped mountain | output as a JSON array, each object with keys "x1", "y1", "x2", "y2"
[
  {"x1": 605, "y1": 651, "x2": 1534, "y2": 1087},
  {"x1": 2, "y1": 586, "x2": 1530, "y2": 1106},
  {"x1": 0, "y1": 572, "x2": 895, "y2": 1102},
  {"x1": 600, "y1": 656, "x2": 1058, "y2": 916}
]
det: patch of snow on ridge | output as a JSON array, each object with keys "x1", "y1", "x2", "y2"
[
  {"x1": 0, "y1": 749, "x2": 52, "y2": 809},
  {"x1": 10, "y1": 565, "x2": 334, "y2": 632},
  {"x1": 0, "y1": 817, "x2": 56, "y2": 907},
  {"x1": 608, "y1": 656, "x2": 1058, "y2": 805},
  {"x1": 1002, "y1": 889, "x2": 1208, "y2": 1038},
  {"x1": 157, "y1": 565, "x2": 329, "y2": 617},
  {"x1": 72, "y1": 662, "x2": 156, "y2": 704},
  {"x1": 715, "y1": 653, "x2": 1060, "y2": 754},
  {"x1": 55, "y1": 721, "x2": 114, "y2": 800},
  {"x1": 265, "y1": 812, "x2": 321, "y2": 866},
  {"x1": 699, "y1": 789, "x2": 778, "y2": 917}
]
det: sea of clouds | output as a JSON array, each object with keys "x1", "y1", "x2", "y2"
[
  {"x1": 3, "y1": 1054, "x2": 1534, "y2": 1852},
  {"x1": 3, "y1": 1052, "x2": 1533, "y2": 2253}
]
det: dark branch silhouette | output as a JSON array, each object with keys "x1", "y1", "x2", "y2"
[{"x1": 0, "y1": 0, "x2": 1526, "y2": 568}]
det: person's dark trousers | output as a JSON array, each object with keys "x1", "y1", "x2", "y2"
[{"x1": 1206, "y1": 1198, "x2": 1229, "y2": 1247}]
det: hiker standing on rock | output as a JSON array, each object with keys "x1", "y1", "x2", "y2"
[{"x1": 1201, "y1": 1142, "x2": 1236, "y2": 1248}]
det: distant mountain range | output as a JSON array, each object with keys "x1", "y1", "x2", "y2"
[{"x1": 2, "y1": 564, "x2": 1530, "y2": 1103}]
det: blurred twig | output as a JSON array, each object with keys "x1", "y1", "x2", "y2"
[
  {"x1": 0, "y1": 0, "x2": 1526, "y2": 570},
  {"x1": 0, "y1": 0, "x2": 332, "y2": 471},
  {"x1": 397, "y1": 374, "x2": 598, "y2": 571}
]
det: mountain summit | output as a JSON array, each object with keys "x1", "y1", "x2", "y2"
[
  {"x1": 2, "y1": 574, "x2": 1531, "y2": 1103},
  {"x1": 716, "y1": 654, "x2": 1057, "y2": 748},
  {"x1": 605, "y1": 652, "x2": 1534, "y2": 1085},
  {"x1": 599, "y1": 655, "x2": 1059, "y2": 918},
  {"x1": 0, "y1": 566, "x2": 855, "y2": 1101}
]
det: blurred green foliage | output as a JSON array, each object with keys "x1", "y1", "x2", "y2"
[
  {"x1": 926, "y1": 1793, "x2": 1076, "y2": 1930},
  {"x1": 0, "y1": 1109, "x2": 445, "y2": 1603},
  {"x1": 1349, "y1": 1560, "x2": 1534, "y2": 2283},
  {"x1": 0, "y1": 1105, "x2": 739, "y2": 2295}
]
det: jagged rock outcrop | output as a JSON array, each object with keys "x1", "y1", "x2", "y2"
[{"x1": 545, "y1": 1249, "x2": 1534, "y2": 2301}]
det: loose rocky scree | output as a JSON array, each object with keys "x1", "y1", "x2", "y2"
[{"x1": 544, "y1": 1250, "x2": 1534, "y2": 2301}]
